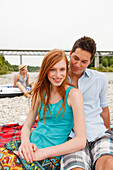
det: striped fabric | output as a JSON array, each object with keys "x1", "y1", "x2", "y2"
[{"x1": 61, "y1": 129, "x2": 113, "y2": 170}]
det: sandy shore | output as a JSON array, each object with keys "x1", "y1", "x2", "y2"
[{"x1": 0, "y1": 72, "x2": 113, "y2": 125}]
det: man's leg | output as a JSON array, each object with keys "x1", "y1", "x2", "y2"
[
  {"x1": 16, "y1": 82, "x2": 30, "y2": 98},
  {"x1": 60, "y1": 141, "x2": 91, "y2": 170},
  {"x1": 71, "y1": 168, "x2": 84, "y2": 170},
  {"x1": 71, "y1": 168, "x2": 83, "y2": 170},
  {"x1": 95, "y1": 155, "x2": 113, "y2": 170},
  {"x1": 91, "y1": 130, "x2": 113, "y2": 170}
]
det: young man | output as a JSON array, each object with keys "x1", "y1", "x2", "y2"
[
  {"x1": 13, "y1": 64, "x2": 30, "y2": 98},
  {"x1": 61, "y1": 36, "x2": 113, "y2": 170}
]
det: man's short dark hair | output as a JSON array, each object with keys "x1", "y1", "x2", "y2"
[{"x1": 71, "y1": 36, "x2": 96, "y2": 60}]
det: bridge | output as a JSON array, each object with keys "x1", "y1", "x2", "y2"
[{"x1": 0, "y1": 49, "x2": 113, "y2": 68}]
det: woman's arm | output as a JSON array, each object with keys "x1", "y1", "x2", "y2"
[
  {"x1": 21, "y1": 108, "x2": 36, "y2": 143},
  {"x1": 17, "y1": 97, "x2": 39, "y2": 162},
  {"x1": 33, "y1": 88, "x2": 86, "y2": 161}
]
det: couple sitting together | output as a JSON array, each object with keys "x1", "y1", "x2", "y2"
[{"x1": 0, "y1": 36, "x2": 113, "y2": 170}]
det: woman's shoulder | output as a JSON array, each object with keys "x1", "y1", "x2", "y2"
[
  {"x1": 65, "y1": 85, "x2": 77, "y2": 91},
  {"x1": 65, "y1": 85, "x2": 81, "y2": 96},
  {"x1": 66, "y1": 85, "x2": 82, "y2": 107},
  {"x1": 65, "y1": 84, "x2": 74, "y2": 90},
  {"x1": 66, "y1": 85, "x2": 82, "y2": 97}
]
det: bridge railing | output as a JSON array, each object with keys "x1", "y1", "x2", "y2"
[{"x1": 0, "y1": 49, "x2": 113, "y2": 68}]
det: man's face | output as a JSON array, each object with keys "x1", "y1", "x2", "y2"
[
  {"x1": 21, "y1": 66, "x2": 27, "y2": 73},
  {"x1": 70, "y1": 48, "x2": 92, "y2": 76}
]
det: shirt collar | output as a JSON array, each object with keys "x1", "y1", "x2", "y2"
[
  {"x1": 68, "y1": 68, "x2": 90, "y2": 81},
  {"x1": 83, "y1": 69, "x2": 90, "y2": 78}
]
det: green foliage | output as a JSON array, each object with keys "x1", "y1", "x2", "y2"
[
  {"x1": 0, "y1": 55, "x2": 3, "y2": 66},
  {"x1": 110, "y1": 58, "x2": 113, "y2": 66},
  {"x1": 99, "y1": 56, "x2": 113, "y2": 67},
  {"x1": 11, "y1": 65, "x2": 40, "y2": 72},
  {"x1": 106, "y1": 56, "x2": 113, "y2": 66},
  {"x1": 12, "y1": 65, "x2": 19, "y2": 71},
  {"x1": 95, "y1": 56, "x2": 113, "y2": 72},
  {"x1": 88, "y1": 57, "x2": 95, "y2": 68},
  {"x1": 0, "y1": 55, "x2": 15, "y2": 74},
  {"x1": 0, "y1": 65, "x2": 8, "y2": 74},
  {"x1": 91, "y1": 64, "x2": 113, "y2": 72},
  {"x1": 98, "y1": 64, "x2": 105, "y2": 71},
  {"x1": 27, "y1": 65, "x2": 40, "y2": 72},
  {"x1": 101, "y1": 57, "x2": 108, "y2": 67},
  {"x1": 1, "y1": 54, "x2": 113, "y2": 75}
]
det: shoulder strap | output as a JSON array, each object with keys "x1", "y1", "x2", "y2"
[{"x1": 66, "y1": 86, "x2": 75, "y2": 98}]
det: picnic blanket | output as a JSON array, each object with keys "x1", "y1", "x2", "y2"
[
  {"x1": 0, "y1": 120, "x2": 38, "y2": 147},
  {"x1": 0, "y1": 122, "x2": 113, "y2": 147},
  {"x1": 0, "y1": 120, "x2": 60, "y2": 169},
  {"x1": 0, "y1": 123, "x2": 113, "y2": 169}
]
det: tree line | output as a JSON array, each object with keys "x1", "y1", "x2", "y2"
[
  {"x1": 0, "y1": 55, "x2": 113, "y2": 75},
  {"x1": 0, "y1": 55, "x2": 40, "y2": 75},
  {"x1": 88, "y1": 56, "x2": 113, "y2": 72}
]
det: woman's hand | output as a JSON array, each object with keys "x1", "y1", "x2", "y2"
[{"x1": 14, "y1": 141, "x2": 37, "y2": 163}]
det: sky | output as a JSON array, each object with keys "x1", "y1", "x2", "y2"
[{"x1": 0, "y1": 0, "x2": 113, "y2": 66}]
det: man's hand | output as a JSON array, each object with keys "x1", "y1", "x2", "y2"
[{"x1": 100, "y1": 106, "x2": 111, "y2": 130}]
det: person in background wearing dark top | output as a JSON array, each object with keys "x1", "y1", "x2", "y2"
[
  {"x1": 13, "y1": 64, "x2": 30, "y2": 98},
  {"x1": 0, "y1": 49, "x2": 86, "y2": 169},
  {"x1": 61, "y1": 36, "x2": 113, "y2": 170}
]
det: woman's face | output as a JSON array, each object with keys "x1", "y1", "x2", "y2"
[{"x1": 47, "y1": 58, "x2": 67, "y2": 87}]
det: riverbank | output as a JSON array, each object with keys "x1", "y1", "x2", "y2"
[{"x1": 0, "y1": 72, "x2": 113, "y2": 125}]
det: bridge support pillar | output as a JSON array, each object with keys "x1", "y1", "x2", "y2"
[
  {"x1": 95, "y1": 53, "x2": 99, "y2": 68},
  {"x1": 20, "y1": 55, "x2": 22, "y2": 65}
]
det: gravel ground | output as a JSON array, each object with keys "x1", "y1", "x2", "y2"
[{"x1": 0, "y1": 72, "x2": 113, "y2": 125}]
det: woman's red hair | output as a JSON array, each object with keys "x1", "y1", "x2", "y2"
[{"x1": 30, "y1": 49, "x2": 70, "y2": 121}]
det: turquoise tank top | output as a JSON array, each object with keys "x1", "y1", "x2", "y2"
[{"x1": 30, "y1": 86, "x2": 75, "y2": 159}]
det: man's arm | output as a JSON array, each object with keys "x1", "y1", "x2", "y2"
[
  {"x1": 13, "y1": 74, "x2": 19, "y2": 87},
  {"x1": 26, "y1": 73, "x2": 30, "y2": 86},
  {"x1": 100, "y1": 106, "x2": 111, "y2": 130},
  {"x1": 99, "y1": 74, "x2": 110, "y2": 130}
]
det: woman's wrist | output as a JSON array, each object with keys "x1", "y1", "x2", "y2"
[
  {"x1": 21, "y1": 139, "x2": 30, "y2": 144},
  {"x1": 33, "y1": 148, "x2": 50, "y2": 161}
]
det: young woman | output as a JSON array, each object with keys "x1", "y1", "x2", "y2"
[{"x1": 0, "y1": 49, "x2": 86, "y2": 169}]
